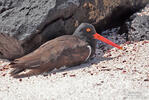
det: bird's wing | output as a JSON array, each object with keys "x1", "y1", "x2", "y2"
[
  {"x1": 39, "y1": 36, "x2": 91, "y2": 71},
  {"x1": 10, "y1": 35, "x2": 91, "y2": 78},
  {"x1": 9, "y1": 49, "x2": 41, "y2": 69}
]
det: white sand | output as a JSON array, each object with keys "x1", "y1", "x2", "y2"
[{"x1": 0, "y1": 27, "x2": 149, "y2": 100}]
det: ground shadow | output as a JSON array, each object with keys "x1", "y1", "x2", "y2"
[{"x1": 45, "y1": 55, "x2": 115, "y2": 76}]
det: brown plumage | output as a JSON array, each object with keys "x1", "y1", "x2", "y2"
[
  {"x1": 10, "y1": 35, "x2": 90, "y2": 78},
  {"x1": 9, "y1": 23, "x2": 122, "y2": 78}
]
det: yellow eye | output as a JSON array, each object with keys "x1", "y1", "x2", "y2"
[{"x1": 86, "y1": 28, "x2": 91, "y2": 32}]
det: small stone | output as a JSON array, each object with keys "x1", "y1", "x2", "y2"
[{"x1": 70, "y1": 74, "x2": 76, "y2": 77}]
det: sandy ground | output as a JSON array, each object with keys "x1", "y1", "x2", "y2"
[{"x1": 0, "y1": 27, "x2": 149, "y2": 100}]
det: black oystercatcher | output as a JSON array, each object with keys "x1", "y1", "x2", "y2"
[{"x1": 9, "y1": 23, "x2": 122, "y2": 78}]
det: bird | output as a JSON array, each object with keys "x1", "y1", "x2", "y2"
[{"x1": 9, "y1": 23, "x2": 122, "y2": 78}]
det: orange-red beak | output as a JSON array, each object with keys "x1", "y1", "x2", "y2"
[{"x1": 93, "y1": 33, "x2": 123, "y2": 50}]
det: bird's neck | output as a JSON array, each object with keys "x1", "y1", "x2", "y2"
[
  {"x1": 73, "y1": 34, "x2": 96, "y2": 50},
  {"x1": 73, "y1": 34, "x2": 97, "y2": 57}
]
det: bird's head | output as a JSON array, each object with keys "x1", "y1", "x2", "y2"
[{"x1": 73, "y1": 23, "x2": 123, "y2": 50}]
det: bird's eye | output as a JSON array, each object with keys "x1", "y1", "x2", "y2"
[{"x1": 86, "y1": 28, "x2": 91, "y2": 32}]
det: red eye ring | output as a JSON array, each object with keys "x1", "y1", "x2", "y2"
[{"x1": 86, "y1": 28, "x2": 91, "y2": 32}]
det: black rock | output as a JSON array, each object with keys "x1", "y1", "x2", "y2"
[
  {"x1": 120, "y1": 4, "x2": 149, "y2": 41},
  {"x1": 0, "y1": 0, "x2": 148, "y2": 59}
]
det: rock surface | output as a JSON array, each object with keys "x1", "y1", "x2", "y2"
[
  {"x1": 0, "y1": 0, "x2": 149, "y2": 59},
  {"x1": 120, "y1": 4, "x2": 149, "y2": 41}
]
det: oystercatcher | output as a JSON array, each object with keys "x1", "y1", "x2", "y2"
[{"x1": 9, "y1": 23, "x2": 122, "y2": 78}]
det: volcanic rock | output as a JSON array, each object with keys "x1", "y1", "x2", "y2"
[
  {"x1": 0, "y1": 0, "x2": 148, "y2": 59},
  {"x1": 119, "y1": 4, "x2": 149, "y2": 41}
]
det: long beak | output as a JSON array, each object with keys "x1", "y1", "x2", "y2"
[{"x1": 93, "y1": 33, "x2": 123, "y2": 50}]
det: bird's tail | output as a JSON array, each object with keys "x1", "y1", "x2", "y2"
[
  {"x1": 11, "y1": 68, "x2": 44, "y2": 78},
  {"x1": 9, "y1": 60, "x2": 44, "y2": 78},
  {"x1": 10, "y1": 67, "x2": 25, "y2": 76},
  {"x1": 9, "y1": 60, "x2": 26, "y2": 77}
]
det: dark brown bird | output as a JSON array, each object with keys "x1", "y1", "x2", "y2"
[{"x1": 9, "y1": 23, "x2": 122, "y2": 78}]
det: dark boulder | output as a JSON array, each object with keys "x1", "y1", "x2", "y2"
[
  {"x1": 119, "y1": 4, "x2": 149, "y2": 41},
  {"x1": 0, "y1": 0, "x2": 149, "y2": 59}
]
